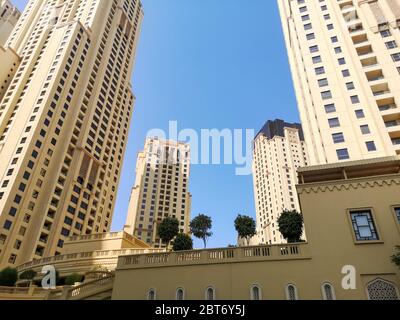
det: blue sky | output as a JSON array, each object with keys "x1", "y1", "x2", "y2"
[{"x1": 14, "y1": 0, "x2": 299, "y2": 248}]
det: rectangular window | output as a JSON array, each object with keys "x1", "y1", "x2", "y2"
[
  {"x1": 360, "y1": 125, "x2": 370, "y2": 135},
  {"x1": 350, "y1": 95, "x2": 360, "y2": 104},
  {"x1": 332, "y1": 133, "x2": 345, "y2": 144},
  {"x1": 336, "y1": 148, "x2": 349, "y2": 160},
  {"x1": 355, "y1": 109, "x2": 365, "y2": 119},
  {"x1": 321, "y1": 90, "x2": 332, "y2": 100},
  {"x1": 312, "y1": 56, "x2": 322, "y2": 64},
  {"x1": 386, "y1": 41, "x2": 397, "y2": 49},
  {"x1": 366, "y1": 141, "x2": 377, "y2": 152},
  {"x1": 304, "y1": 23, "x2": 312, "y2": 30},
  {"x1": 328, "y1": 117, "x2": 340, "y2": 128},
  {"x1": 306, "y1": 33, "x2": 315, "y2": 40},
  {"x1": 310, "y1": 45, "x2": 319, "y2": 53},
  {"x1": 395, "y1": 207, "x2": 400, "y2": 224},
  {"x1": 324, "y1": 104, "x2": 336, "y2": 113},
  {"x1": 350, "y1": 210, "x2": 379, "y2": 241},
  {"x1": 315, "y1": 66, "x2": 325, "y2": 75},
  {"x1": 318, "y1": 78, "x2": 329, "y2": 87},
  {"x1": 391, "y1": 53, "x2": 400, "y2": 62}
]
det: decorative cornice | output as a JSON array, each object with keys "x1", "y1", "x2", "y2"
[{"x1": 297, "y1": 177, "x2": 400, "y2": 194}]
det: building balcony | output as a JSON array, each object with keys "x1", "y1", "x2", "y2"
[
  {"x1": 380, "y1": 106, "x2": 400, "y2": 122},
  {"x1": 385, "y1": 121, "x2": 400, "y2": 139},
  {"x1": 393, "y1": 139, "x2": 400, "y2": 155},
  {"x1": 117, "y1": 243, "x2": 311, "y2": 270},
  {"x1": 17, "y1": 247, "x2": 165, "y2": 276},
  {"x1": 375, "y1": 92, "x2": 394, "y2": 104},
  {"x1": 373, "y1": 90, "x2": 391, "y2": 97}
]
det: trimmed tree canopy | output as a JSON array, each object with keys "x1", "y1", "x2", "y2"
[
  {"x1": 19, "y1": 269, "x2": 37, "y2": 281},
  {"x1": 65, "y1": 273, "x2": 84, "y2": 286},
  {"x1": 190, "y1": 214, "x2": 213, "y2": 248},
  {"x1": 234, "y1": 215, "x2": 257, "y2": 245},
  {"x1": 173, "y1": 233, "x2": 193, "y2": 251},
  {"x1": 0, "y1": 267, "x2": 18, "y2": 287},
  {"x1": 158, "y1": 217, "x2": 180, "y2": 248},
  {"x1": 277, "y1": 210, "x2": 304, "y2": 243}
]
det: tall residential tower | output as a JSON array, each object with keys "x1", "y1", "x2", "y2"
[
  {"x1": 125, "y1": 138, "x2": 192, "y2": 248},
  {"x1": 252, "y1": 120, "x2": 308, "y2": 244},
  {"x1": 278, "y1": 0, "x2": 400, "y2": 165},
  {"x1": 0, "y1": 0, "x2": 21, "y2": 46},
  {"x1": 0, "y1": 0, "x2": 143, "y2": 268}
]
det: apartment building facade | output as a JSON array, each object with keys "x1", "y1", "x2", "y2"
[
  {"x1": 0, "y1": 0, "x2": 21, "y2": 46},
  {"x1": 252, "y1": 119, "x2": 308, "y2": 244},
  {"x1": 0, "y1": 0, "x2": 143, "y2": 268},
  {"x1": 125, "y1": 138, "x2": 192, "y2": 248},
  {"x1": 278, "y1": 0, "x2": 400, "y2": 165}
]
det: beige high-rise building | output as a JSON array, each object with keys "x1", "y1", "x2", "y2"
[
  {"x1": 278, "y1": 0, "x2": 400, "y2": 165},
  {"x1": 125, "y1": 137, "x2": 192, "y2": 248},
  {"x1": 0, "y1": 0, "x2": 21, "y2": 46},
  {"x1": 0, "y1": 0, "x2": 144, "y2": 268},
  {"x1": 252, "y1": 119, "x2": 308, "y2": 244}
]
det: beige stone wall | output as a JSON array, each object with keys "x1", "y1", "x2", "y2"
[{"x1": 111, "y1": 158, "x2": 400, "y2": 300}]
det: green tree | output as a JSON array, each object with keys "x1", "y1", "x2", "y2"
[
  {"x1": 277, "y1": 210, "x2": 304, "y2": 243},
  {"x1": 190, "y1": 214, "x2": 213, "y2": 248},
  {"x1": 173, "y1": 233, "x2": 193, "y2": 251},
  {"x1": 0, "y1": 267, "x2": 18, "y2": 287},
  {"x1": 392, "y1": 246, "x2": 400, "y2": 268},
  {"x1": 19, "y1": 269, "x2": 37, "y2": 281},
  {"x1": 65, "y1": 273, "x2": 84, "y2": 286},
  {"x1": 234, "y1": 215, "x2": 257, "y2": 246},
  {"x1": 158, "y1": 217, "x2": 180, "y2": 249}
]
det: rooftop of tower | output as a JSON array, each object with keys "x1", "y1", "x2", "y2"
[{"x1": 255, "y1": 119, "x2": 305, "y2": 142}]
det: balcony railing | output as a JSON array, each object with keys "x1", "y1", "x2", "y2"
[
  {"x1": 17, "y1": 247, "x2": 165, "y2": 273},
  {"x1": 118, "y1": 243, "x2": 310, "y2": 269},
  {"x1": 392, "y1": 138, "x2": 400, "y2": 146},
  {"x1": 373, "y1": 90, "x2": 391, "y2": 96},
  {"x1": 379, "y1": 104, "x2": 397, "y2": 111},
  {"x1": 368, "y1": 76, "x2": 384, "y2": 82}
]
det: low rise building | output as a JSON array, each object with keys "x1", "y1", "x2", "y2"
[{"x1": 111, "y1": 156, "x2": 400, "y2": 300}]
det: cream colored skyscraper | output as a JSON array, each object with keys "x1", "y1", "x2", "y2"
[
  {"x1": 278, "y1": 0, "x2": 400, "y2": 165},
  {"x1": 0, "y1": 0, "x2": 143, "y2": 268},
  {"x1": 125, "y1": 138, "x2": 192, "y2": 248},
  {"x1": 252, "y1": 120, "x2": 308, "y2": 244},
  {"x1": 0, "y1": 0, "x2": 21, "y2": 46}
]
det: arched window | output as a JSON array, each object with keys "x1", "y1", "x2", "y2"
[
  {"x1": 250, "y1": 285, "x2": 262, "y2": 300},
  {"x1": 321, "y1": 283, "x2": 336, "y2": 300},
  {"x1": 367, "y1": 278, "x2": 399, "y2": 300},
  {"x1": 176, "y1": 288, "x2": 185, "y2": 300},
  {"x1": 147, "y1": 288, "x2": 156, "y2": 300},
  {"x1": 285, "y1": 284, "x2": 298, "y2": 300},
  {"x1": 205, "y1": 287, "x2": 216, "y2": 300}
]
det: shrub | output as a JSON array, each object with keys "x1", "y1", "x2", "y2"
[
  {"x1": 173, "y1": 233, "x2": 193, "y2": 251},
  {"x1": 0, "y1": 267, "x2": 18, "y2": 287},
  {"x1": 19, "y1": 269, "x2": 37, "y2": 281},
  {"x1": 64, "y1": 273, "x2": 84, "y2": 286}
]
